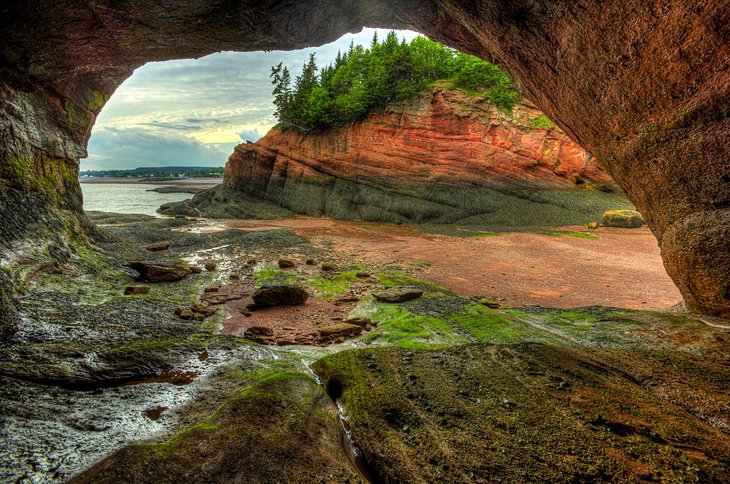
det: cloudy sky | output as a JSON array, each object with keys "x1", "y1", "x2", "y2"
[{"x1": 84, "y1": 28, "x2": 420, "y2": 170}]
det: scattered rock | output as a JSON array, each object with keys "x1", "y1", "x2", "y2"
[
  {"x1": 344, "y1": 316, "x2": 373, "y2": 328},
  {"x1": 128, "y1": 261, "x2": 189, "y2": 282},
  {"x1": 123, "y1": 285, "x2": 150, "y2": 296},
  {"x1": 246, "y1": 259, "x2": 257, "y2": 265},
  {"x1": 321, "y1": 263, "x2": 339, "y2": 272},
  {"x1": 244, "y1": 326, "x2": 275, "y2": 344},
  {"x1": 334, "y1": 296, "x2": 360, "y2": 305},
  {"x1": 373, "y1": 287, "x2": 423, "y2": 303},
  {"x1": 356, "y1": 271, "x2": 371, "y2": 278},
  {"x1": 229, "y1": 273, "x2": 240, "y2": 280},
  {"x1": 204, "y1": 282, "x2": 221, "y2": 293},
  {"x1": 585, "y1": 221, "x2": 599, "y2": 230},
  {"x1": 198, "y1": 350, "x2": 208, "y2": 361},
  {"x1": 204, "y1": 260, "x2": 217, "y2": 271},
  {"x1": 145, "y1": 241, "x2": 170, "y2": 252},
  {"x1": 190, "y1": 266, "x2": 203, "y2": 274},
  {"x1": 201, "y1": 294, "x2": 228, "y2": 305},
  {"x1": 191, "y1": 301, "x2": 217, "y2": 317},
  {"x1": 174, "y1": 306, "x2": 194, "y2": 320},
  {"x1": 601, "y1": 210, "x2": 644, "y2": 228},
  {"x1": 318, "y1": 323, "x2": 362, "y2": 341},
  {"x1": 252, "y1": 285, "x2": 309, "y2": 306},
  {"x1": 305, "y1": 259, "x2": 317, "y2": 265},
  {"x1": 239, "y1": 308, "x2": 252, "y2": 317},
  {"x1": 278, "y1": 258, "x2": 295, "y2": 268},
  {"x1": 176, "y1": 301, "x2": 217, "y2": 321}
]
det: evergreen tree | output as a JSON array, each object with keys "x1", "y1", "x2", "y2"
[{"x1": 270, "y1": 35, "x2": 520, "y2": 133}]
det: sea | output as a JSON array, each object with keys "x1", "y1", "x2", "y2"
[{"x1": 80, "y1": 178, "x2": 221, "y2": 216}]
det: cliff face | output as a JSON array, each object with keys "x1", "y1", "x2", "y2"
[{"x1": 214, "y1": 87, "x2": 620, "y2": 225}]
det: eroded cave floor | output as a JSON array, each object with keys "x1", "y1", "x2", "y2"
[{"x1": 1, "y1": 214, "x2": 728, "y2": 482}]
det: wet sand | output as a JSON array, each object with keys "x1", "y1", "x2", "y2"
[{"x1": 219, "y1": 218, "x2": 682, "y2": 310}]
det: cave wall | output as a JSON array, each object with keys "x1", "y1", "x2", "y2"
[{"x1": 0, "y1": 0, "x2": 728, "y2": 318}]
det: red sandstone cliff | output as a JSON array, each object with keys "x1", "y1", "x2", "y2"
[
  {"x1": 165, "y1": 85, "x2": 625, "y2": 225},
  {"x1": 226, "y1": 85, "x2": 614, "y2": 193}
]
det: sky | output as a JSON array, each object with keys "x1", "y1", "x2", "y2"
[{"x1": 83, "y1": 28, "x2": 421, "y2": 171}]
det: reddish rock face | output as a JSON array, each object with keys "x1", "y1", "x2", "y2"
[
  {"x1": 220, "y1": 87, "x2": 618, "y2": 224},
  {"x1": 228, "y1": 88, "x2": 613, "y2": 192},
  {"x1": 0, "y1": 0, "x2": 728, "y2": 317}
]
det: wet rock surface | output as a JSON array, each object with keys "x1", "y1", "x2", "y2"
[
  {"x1": 72, "y1": 375, "x2": 363, "y2": 484},
  {"x1": 315, "y1": 337, "x2": 730, "y2": 482}
]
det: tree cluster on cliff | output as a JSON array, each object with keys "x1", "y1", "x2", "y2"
[{"x1": 271, "y1": 33, "x2": 520, "y2": 133}]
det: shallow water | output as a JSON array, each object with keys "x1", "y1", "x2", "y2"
[{"x1": 80, "y1": 183, "x2": 195, "y2": 216}]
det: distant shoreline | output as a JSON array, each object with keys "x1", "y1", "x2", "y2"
[{"x1": 78, "y1": 177, "x2": 223, "y2": 187}]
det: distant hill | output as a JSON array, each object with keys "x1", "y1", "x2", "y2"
[{"x1": 79, "y1": 166, "x2": 224, "y2": 179}]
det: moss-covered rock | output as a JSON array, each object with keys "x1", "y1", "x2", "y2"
[
  {"x1": 72, "y1": 373, "x2": 364, "y2": 483},
  {"x1": 314, "y1": 343, "x2": 730, "y2": 482},
  {"x1": 601, "y1": 209, "x2": 645, "y2": 228}
]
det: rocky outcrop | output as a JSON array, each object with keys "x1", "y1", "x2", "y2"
[
  {"x1": 194, "y1": 87, "x2": 620, "y2": 225},
  {"x1": 0, "y1": 1, "x2": 728, "y2": 317}
]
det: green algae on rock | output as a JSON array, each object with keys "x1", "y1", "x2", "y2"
[
  {"x1": 72, "y1": 373, "x2": 364, "y2": 484},
  {"x1": 314, "y1": 342, "x2": 730, "y2": 482}
]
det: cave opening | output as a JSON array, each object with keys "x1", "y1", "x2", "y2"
[{"x1": 1, "y1": 2, "x2": 728, "y2": 481}]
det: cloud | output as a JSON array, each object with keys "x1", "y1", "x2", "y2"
[
  {"x1": 85, "y1": 128, "x2": 230, "y2": 170},
  {"x1": 82, "y1": 28, "x2": 420, "y2": 169},
  {"x1": 239, "y1": 128, "x2": 264, "y2": 142}
]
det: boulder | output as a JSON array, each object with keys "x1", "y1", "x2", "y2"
[
  {"x1": 145, "y1": 242, "x2": 170, "y2": 252},
  {"x1": 585, "y1": 222, "x2": 599, "y2": 230},
  {"x1": 372, "y1": 287, "x2": 423, "y2": 303},
  {"x1": 278, "y1": 258, "x2": 295, "y2": 268},
  {"x1": 305, "y1": 259, "x2": 317, "y2": 265},
  {"x1": 204, "y1": 260, "x2": 217, "y2": 271},
  {"x1": 190, "y1": 266, "x2": 203, "y2": 274},
  {"x1": 601, "y1": 210, "x2": 644, "y2": 228},
  {"x1": 128, "y1": 261, "x2": 189, "y2": 282},
  {"x1": 321, "y1": 263, "x2": 339, "y2": 272},
  {"x1": 123, "y1": 285, "x2": 150, "y2": 296},
  {"x1": 356, "y1": 271, "x2": 371, "y2": 278},
  {"x1": 252, "y1": 285, "x2": 309, "y2": 306}
]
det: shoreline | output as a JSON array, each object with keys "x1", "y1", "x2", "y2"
[{"x1": 79, "y1": 177, "x2": 223, "y2": 187}]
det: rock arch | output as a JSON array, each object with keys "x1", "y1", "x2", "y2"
[{"x1": 1, "y1": 0, "x2": 728, "y2": 317}]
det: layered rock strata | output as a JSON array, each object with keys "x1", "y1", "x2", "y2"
[{"x1": 177, "y1": 87, "x2": 622, "y2": 225}]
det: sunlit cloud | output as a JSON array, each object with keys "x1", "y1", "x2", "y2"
[{"x1": 83, "y1": 28, "x2": 420, "y2": 170}]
